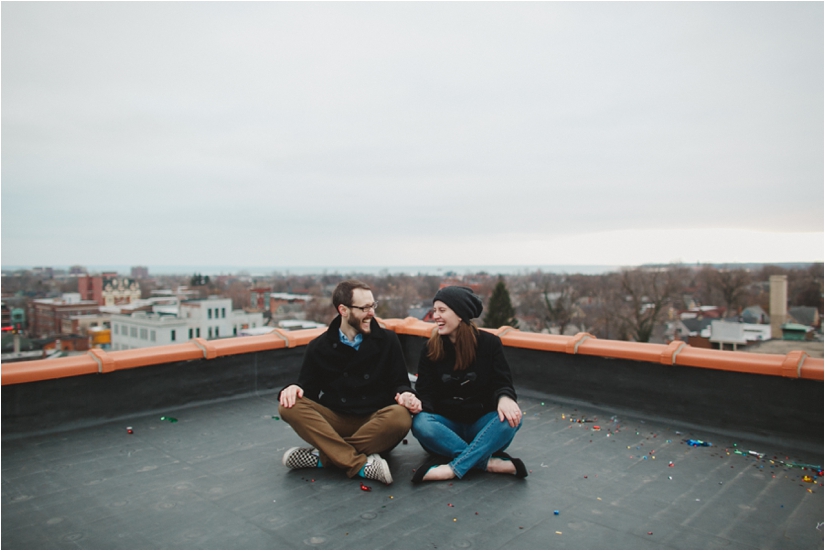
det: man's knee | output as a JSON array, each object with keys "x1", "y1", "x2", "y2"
[
  {"x1": 383, "y1": 404, "x2": 412, "y2": 432},
  {"x1": 278, "y1": 397, "x2": 315, "y2": 425}
]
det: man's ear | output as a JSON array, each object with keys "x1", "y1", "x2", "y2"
[{"x1": 337, "y1": 304, "x2": 348, "y2": 318}]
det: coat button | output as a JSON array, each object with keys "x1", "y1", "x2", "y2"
[
  {"x1": 363, "y1": 374, "x2": 369, "y2": 379},
  {"x1": 332, "y1": 343, "x2": 338, "y2": 348},
  {"x1": 343, "y1": 373, "x2": 348, "y2": 377},
  {"x1": 341, "y1": 398, "x2": 346, "y2": 402}
]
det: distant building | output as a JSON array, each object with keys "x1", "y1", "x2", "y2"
[
  {"x1": 110, "y1": 312, "x2": 188, "y2": 350},
  {"x1": 40, "y1": 334, "x2": 91, "y2": 353},
  {"x1": 788, "y1": 306, "x2": 820, "y2": 329},
  {"x1": 709, "y1": 320, "x2": 772, "y2": 351},
  {"x1": 110, "y1": 297, "x2": 264, "y2": 350},
  {"x1": 30, "y1": 295, "x2": 100, "y2": 338},
  {"x1": 277, "y1": 320, "x2": 326, "y2": 331},
  {"x1": 131, "y1": 266, "x2": 149, "y2": 279},
  {"x1": 679, "y1": 306, "x2": 726, "y2": 320},
  {"x1": 781, "y1": 323, "x2": 814, "y2": 341},
  {"x1": 250, "y1": 288, "x2": 271, "y2": 311},
  {"x1": 740, "y1": 305, "x2": 769, "y2": 324},
  {"x1": 79, "y1": 273, "x2": 141, "y2": 306},
  {"x1": 69, "y1": 265, "x2": 88, "y2": 276},
  {"x1": 407, "y1": 306, "x2": 435, "y2": 322},
  {"x1": 61, "y1": 313, "x2": 111, "y2": 335},
  {"x1": 269, "y1": 293, "x2": 312, "y2": 315},
  {"x1": 32, "y1": 267, "x2": 54, "y2": 279}
]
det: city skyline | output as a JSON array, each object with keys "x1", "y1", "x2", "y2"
[{"x1": 2, "y1": 3, "x2": 823, "y2": 267}]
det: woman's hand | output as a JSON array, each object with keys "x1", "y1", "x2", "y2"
[
  {"x1": 497, "y1": 396, "x2": 522, "y2": 428},
  {"x1": 396, "y1": 392, "x2": 422, "y2": 414}
]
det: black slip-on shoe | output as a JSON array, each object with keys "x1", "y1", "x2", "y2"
[
  {"x1": 411, "y1": 456, "x2": 450, "y2": 484},
  {"x1": 491, "y1": 451, "x2": 528, "y2": 478}
]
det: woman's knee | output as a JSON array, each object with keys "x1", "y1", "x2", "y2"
[{"x1": 411, "y1": 411, "x2": 434, "y2": 432}]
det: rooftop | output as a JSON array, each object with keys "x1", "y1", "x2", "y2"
[{"x1": 3, "y1": 320, "x2": 823, "y2": 549}]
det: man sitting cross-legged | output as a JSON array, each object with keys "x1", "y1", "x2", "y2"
[{"x1": 278, "y1": 279, "x2": 422, "y2": 485}]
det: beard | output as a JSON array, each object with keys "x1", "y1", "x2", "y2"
[{"x1": 346, "y1": 313, "x2": 372, "y2": 334}]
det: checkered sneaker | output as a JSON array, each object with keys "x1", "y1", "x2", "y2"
[
  {"x1": 282, "y1": 447, "x2": 319, "y2": 470},
  {"x1": 363, "y1": 454, "x2": 393, "y2": 485}
]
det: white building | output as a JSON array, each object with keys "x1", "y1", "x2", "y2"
[{"x1": 111, "y1": 297, "x2": 264, "y2": 350}]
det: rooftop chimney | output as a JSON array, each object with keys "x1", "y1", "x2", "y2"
[{"x1": 769, "y1": 275, "x2": 788, "y2": 339}]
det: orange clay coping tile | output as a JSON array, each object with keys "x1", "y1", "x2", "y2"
[{"x1": 2, "y1": 319, "x2": 822, "y2": 385}]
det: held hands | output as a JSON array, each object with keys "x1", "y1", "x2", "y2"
[
  {"x1": 395, "y1": 391, "x2": 422, "y2": 414},
  {"x1": 497, "y1": 396, "x2": 522, "y2": 428},
  {"x1": 279, "y1": 385, "x2": 304, "y2": 408}
]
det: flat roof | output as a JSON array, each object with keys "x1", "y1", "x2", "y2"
[{"x1": 3, "y1": 389, "x2": 822, "y2": 549}]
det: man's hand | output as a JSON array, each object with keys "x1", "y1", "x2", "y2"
[
  {"x1": 497, "y1": 396, "x2": 522, "y2": 428},
  {"x1": 279, "y1": 385, "x2": 304, "y2": 408},
  {"x1": 395, "y1": 391, "x2": 422, "y2": 414}
]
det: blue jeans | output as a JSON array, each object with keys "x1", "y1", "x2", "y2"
[{"x1": 411, "y1": 411, "x2": 522, "y2": 479}]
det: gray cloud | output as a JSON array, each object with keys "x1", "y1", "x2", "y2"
[{"x1": 2, "y1": 2, "x2": 822, "y2": 266}]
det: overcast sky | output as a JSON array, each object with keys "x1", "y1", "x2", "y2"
[{"x1": 2, "y1": 2, "x2": 823, "y2": 270}]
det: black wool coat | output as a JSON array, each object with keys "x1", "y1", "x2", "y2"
[
  {"x1": 414, "y1": 329, "x2": 517, "y2": 424},
  {"x1": 287, "y1": 316, "x2": 415, "y2": 416}
]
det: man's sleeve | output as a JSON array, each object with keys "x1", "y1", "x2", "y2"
[{"x1": 280, "y1": 340, "x2": 322, "y2": 401}]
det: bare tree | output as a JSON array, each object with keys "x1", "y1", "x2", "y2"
[
  {"x1": 711, "y1": 266, "x2": 751, "y2": 313},
  {"x1": 304, "y1": 295, "x2": 337, "y2": 325},
  {"x1": 615, "y1": 266, "x2": 686, "y2": 342},
  {"x1": 543, "y1": 277, "x2": 580, "y2": 335}
]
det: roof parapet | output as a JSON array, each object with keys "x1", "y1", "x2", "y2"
[{"x1": 2, "y1": 319, "x2": 822, "y2": 385}]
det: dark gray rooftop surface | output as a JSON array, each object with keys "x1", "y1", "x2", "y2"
[{"x1": 3, "y1": 391, "x2": 823, "y2": 550}]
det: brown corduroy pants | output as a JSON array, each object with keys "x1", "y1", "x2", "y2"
[{"x1": 278, "y1": 398, "x2": 412, "y2": 478}]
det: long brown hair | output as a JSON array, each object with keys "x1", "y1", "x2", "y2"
[{"x1": 427, "y1": 321, "x2": 478, "y2": 371}]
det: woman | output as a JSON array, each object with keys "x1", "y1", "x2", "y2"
[{"x1": 411, "y1": 286, "x2": 527, "y2": 483}]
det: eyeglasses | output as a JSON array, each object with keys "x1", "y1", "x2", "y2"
[{"x1": 347, "y1": 302, "x2": 378, "y2": 312}]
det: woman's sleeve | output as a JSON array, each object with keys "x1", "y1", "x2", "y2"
[
  {"x1": 414, "y1": 347, "x2": 438, "y2": 413},
  {"x1": 489, "y1": 336, "x2": 517, "y2": 403}
]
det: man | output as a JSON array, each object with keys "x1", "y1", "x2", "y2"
[{"x1": 279, "y1": 279, "x2": 422, "y2": 485}]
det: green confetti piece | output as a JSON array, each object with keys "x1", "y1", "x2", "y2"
[
  {"x1": 272, "y1": 416, "x2": 280, "y2": 420},
  {"x1": 160, "y1": 416, "x2": 178, "y2": 423}
]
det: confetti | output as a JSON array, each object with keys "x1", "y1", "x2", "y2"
[
  {"x1": 360, "y1": 483, "x2": 371, "y2": 492},
  {"x1": 126, "y1": 427, "x2": 134, "y2": 434},
  {"x1": 554, "y1": 510, "x2": 559, "y2": 515},
  {"x1": 555, "y1": 531, "x2": 562, "y2": 535},
  {"x1": 271, "y1": 416, "x2": 280, "y2": 420},
  {"x1": 160, "y1": 416, "x2": 178, "y2": 423}
]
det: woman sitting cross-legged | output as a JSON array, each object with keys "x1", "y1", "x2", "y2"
[{"x1": 411, "y1": 286, "x2": 527, "y2": 483}]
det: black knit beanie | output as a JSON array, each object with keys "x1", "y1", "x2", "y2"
[{"x1": 432, "y1": 286, "x2": 483, "y2": 323}]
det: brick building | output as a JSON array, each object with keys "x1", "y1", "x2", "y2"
[{"x1": 30, "y1": 295, "x2": 100, "y2": 338}]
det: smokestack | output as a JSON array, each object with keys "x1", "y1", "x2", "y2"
[{"x1": 769, "y1": 275, "x2": 787, "y2": 340}]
